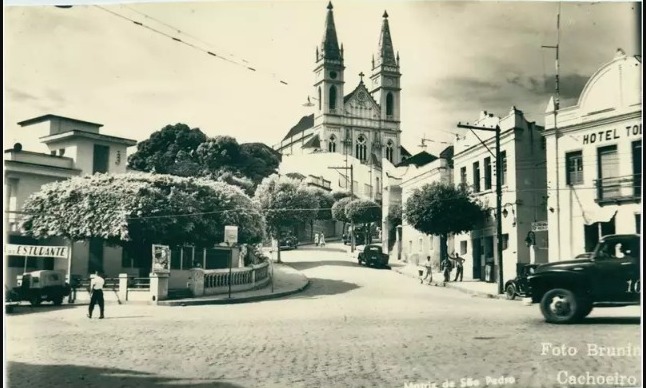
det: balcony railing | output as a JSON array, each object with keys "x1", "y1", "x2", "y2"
[{"x1": 595, "y1": 174, "x2": 641, "y2": 204}]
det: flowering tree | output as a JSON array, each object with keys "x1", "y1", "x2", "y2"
[{"x1": 19, "y1": 173, "x2": 266, "y2": 248}]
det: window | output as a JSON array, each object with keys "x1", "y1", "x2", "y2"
[
  {"x1": 318, "y1": 87, "x2": 322, "y2": 110},
  {"x1": 597, "y1": 145, "x2": 619, "y2": 198},
  {"x1": 376, "y1": 177, "x2": 380, "y2": 193},
  {"x1": 385, "y1": 140, "x2": 394, "y2": 163},
  {"x1": 386, "y1": 92, "x2": 394, "y2": 117},
  {"x1": 484, "y1": 157, "x2": 492, "y2": 190},
  {"x1": 329, "y1": 85, "x2": 337, "y2": 111},
  {"x1": 460, "y1": 241, "x2": 468, "y2": 255},
  {"x1": 636, "y1": 214, "x2": 642, "y2": 234},
  {"x1": 501, "y1": 234, "x2": 509, "y2": 250},
  {"x1": 500, "y1": 151, "x2": 507, "y2": 186},
  {"x1": 93, "y1": 144, "x2": 110, "y2": 174},
  {"x1": 418, "y1": 237, "x2": 424, "y2": 252},
  {"x1": 460, "y1": 167, "x2": 467, "y2": 185},
  {"x1": 355, "y1": 135, "x2": 367, "y2": 161},
  {"x1": 566, "y1": 151, "x2": 583, "y2": 186},
  {"x1": 632, "y1": 141, "x2": 642, "y2": 197},
  {"x1": 473, "y1": 162, "x2": 481, "y2": 192},
  {"x1": 328, "y1": 135, "x2": 337, "y2": 153}
]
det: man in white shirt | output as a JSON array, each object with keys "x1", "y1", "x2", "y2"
[{"x1": 87, "y1": 271, "x2": 105, "y2": 319}]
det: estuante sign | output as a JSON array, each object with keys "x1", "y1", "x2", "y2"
[
  {"x1": 582, "y1": 123, "x2": 642, "y2": 145},
  {"x1": 4, "y1": 244, "x2": 69, "y2": 258}
]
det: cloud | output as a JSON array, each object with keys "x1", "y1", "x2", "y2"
[
  {"x1": 506, "y1": 73, "x2": 589, "y2": 100},
  {"x1": 6, "y1": 88, "x2": 39, "y2": 103}
]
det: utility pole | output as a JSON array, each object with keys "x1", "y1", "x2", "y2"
[
  {"x1": 328, "y1": 164, "x2": 355, "y2": 252},
  {"x1": 457, "y1": 123, "x2": 504, "y2": 295},
  {"x1": 542, "y1": 2, "x2": 562, "y2": 260}
]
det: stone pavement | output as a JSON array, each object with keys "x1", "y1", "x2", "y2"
[
  {"x1": 389, "y1": 260, "x2": 508, "y2": 299},
  {"x1": 158, "y1": 263, "x2": 309, "y2": 306}
]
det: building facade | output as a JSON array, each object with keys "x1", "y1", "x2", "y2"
[
  {"x1": 453, "y1": 107, "x2": 548, "y2": 284},
  {"x1": 273, "y1": 2, "x2": 410, "y2": 199},
  {"x1": 4, "y1": 115, "x2": 137, "y2": 287},
  {"x1": 543, "y1": 50, "x2": 642, "y2": 261}
]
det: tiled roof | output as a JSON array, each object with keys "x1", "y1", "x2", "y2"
[
  {"x1": 282, "y1": 114, "x2": 314, "y2": 141},
  {"x1": 400, "y1": 145, "x2": 411, "y2": 157},
  {"x1": 302, "y1": 133, "x2": 321, "y2": 148},
  {"x1": 395, "y1": 151, "x2": 437, "y2": 167}
]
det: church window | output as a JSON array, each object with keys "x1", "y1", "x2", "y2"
[
  {"x1": 386, "y1": 92, "x2": 394, "y2": 117},
  {"x1": 328, "y1": 135, "x2": 337, "y2": 153},
  {"x1": 329, "y1": 86, "x2": 337, "y2": 111},
  {"x1": 385, "y1": 140, "x2": 394, "y2": 163},
  {"x1": 355, "y1": 135, "x2": 367, "y2": 161},
  {"x1": 318, "y1": 87, "x2": 322, "y2": 110}
]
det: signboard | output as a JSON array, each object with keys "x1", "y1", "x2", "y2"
[
  {"x1": 4, "y1": 244, "x2": 69, "y2": 258},
  {"x1": 531, "y1": 221, "x2": 549, "y2": 232},
  {"x1": 224, "y1": 225, "x2": 238, "y2": 245},
  {"x1": 151, "y1": 245, "x2": 171, "y2": 273}
]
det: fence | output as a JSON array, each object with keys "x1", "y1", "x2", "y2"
[
  {"x1": 190, "y1": 262, "x2": 270, "y2": 297},
  {"x1": 70, "y1": 275, "x2": 151, "y2": 304}
]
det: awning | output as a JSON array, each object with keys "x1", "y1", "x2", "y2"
[{"x1": 582, "y1": 207, "x2": 618, "y2": 226}]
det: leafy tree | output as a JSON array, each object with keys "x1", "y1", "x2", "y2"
[
  {"x1": 404, "y1": 182, "x2": 486, "y2": 260},
  {"x1": 254, "y1": 174, "x2": 319, "y2": 262},
  {"x1": 196, "y1": 136, "x2": 241, "y2": 174},
  {"x1": 238, "y1": 143, "x2": 281, "y2": 184},
  {"x1": 331, "y1": 191, "x2": 353, "y2": 201},
  {"x1": 312, "y1": 190, "x2": 335, "y2": 221},
  {"x1": 345, "y1": 199, "x2": 382, "y2": 225},
  {"x1": 331, "y1": 196, "x2": 354, "y2": 224},
  {"x1": 127, "y1": 123, "x2": 206, "y2": 174},
  {"x1": 19, "y1": 173, "x2": 266, "y2": 249}
]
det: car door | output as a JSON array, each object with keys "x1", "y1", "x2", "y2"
[{"x1": 593, "y1": 239, "x2": 639, "y2": 302}]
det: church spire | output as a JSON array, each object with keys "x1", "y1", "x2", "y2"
[
  {"x1": 376, "y1": 10, "x2": 397, "y2": 67},
  {"x1": 320, "y1": 2, "x2": 341, "y2": 61}
]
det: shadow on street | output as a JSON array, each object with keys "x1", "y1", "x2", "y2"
[
  {"x1": 288, "y1": 260, "x2": 360, "y2": 271},
  {"x1": 290, "y1": 245, "x2": 348, "y2": 253},
  {"x1": 578, "y1": 316, "x2": 641, "y2": 325},
  {"x1": 5, "y1": 303, "x2": 83, "y2": 316},
  {"x1": 289, "y1": 277, "x2": 360, "y2": 298},
  {"x1": 6, "y1": 361, "x2": 244, "y2": 388}
]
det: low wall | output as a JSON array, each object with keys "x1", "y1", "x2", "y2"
[{"x1": 189, "y1": 262, "x2": 270, "y2": 297}]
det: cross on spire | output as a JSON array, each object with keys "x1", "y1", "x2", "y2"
[{"x1": 359, "y1": 72, "x2": 365, "y2": 82}]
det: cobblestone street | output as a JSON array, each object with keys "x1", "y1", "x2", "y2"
[{"x1": 6, "y1": 243, "x2": 641, "y2": 388}]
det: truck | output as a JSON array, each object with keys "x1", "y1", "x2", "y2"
[
  {"x1": 527, "y1": 234, "x2": 640, "y2": 324},
  {"x1": 11, "y1": 270, "x2": 71, "y2": 307}
]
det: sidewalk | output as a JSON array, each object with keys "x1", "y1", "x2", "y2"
[
  {"x1": 389, "y1": 260, "x2": 511, "y2": 300},
  {"x1": 158, "y1": 263, "x2": 309, "y2": 306}
]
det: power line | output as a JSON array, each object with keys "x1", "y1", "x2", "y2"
[{"x1": 93, "y1": 5, "x2": 289, "y2": 86}]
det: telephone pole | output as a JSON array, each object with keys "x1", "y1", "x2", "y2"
[
  {"x1": 329, "y1": 164, "x2": 355, "y2": 252},
  {"x1": 457, "y1": 123, "x2": 504, "y2": 295}
]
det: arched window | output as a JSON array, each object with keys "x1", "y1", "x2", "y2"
[
  {"x1": 329, "y1": 86, "x2": 337, "y2": 111},
  {"x1": 318, "y1": 87, "x2": 322, "y2": 110},
  {"x1": 376, "y1": 176, "x2": 380, "y2": 193},
  {"x1": 355, "y1": 135, "x2": 367, "y2": 161},
  {"x1": 328, "y1": 135, "x2": 337, "y2": 153},
  {"x1": 385, "y1": 140, "x2": 394, "y2": 163},
  {"x1": 386, "y1": 92, "x2": 394, "y2": 117}
]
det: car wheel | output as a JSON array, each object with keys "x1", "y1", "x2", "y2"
[
  {"x1": 30, "y1": 296, "x2": 42, "y2": 307},
  {"x1": 52, "y1": 296, "x2": 64, "y2": 306},
  {"x1": 505, "y1": 284, "x2": 517, "y2": 300},
  {"x1": 539, "y1": 288, "x2": 582, "y2": 324}
]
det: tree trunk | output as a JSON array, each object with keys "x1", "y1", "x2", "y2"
[
  {"x1": 440, "y1": 234, "x2": 448, "y2": 262},
  {"x1": 276, "y1": 244, "x2": 282, "y2": 264},
  {"x1": 310, "y1": 220, "x2": 314, "y2": 243}
]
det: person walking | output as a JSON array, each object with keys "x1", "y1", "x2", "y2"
[
  {"x1": 452, "y1": 253, "x2": 465, "y2": 282},
  {"x1": 440, "y1": 257, "x2": 453, "y2": 283},
  {"x1": 314, "y1": 233, "x2": 320, "y2": 247},
  {"x1": 319, "y1": 232, "x2": 326, "y2": 247},
  {"x1": 421, "y1": 255, "x2": 433, "y2": 285},
  {"x1": 87, "y1": 271, "x2": 105, "y2": 319}
]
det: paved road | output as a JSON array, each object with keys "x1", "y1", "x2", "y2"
[{"x1": 6, "y1": 243, "x2": 642, "y2": 388}]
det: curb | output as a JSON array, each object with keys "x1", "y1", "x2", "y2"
[{"x1": 390, "y1": 265, "x2": 510, "y2": 301}]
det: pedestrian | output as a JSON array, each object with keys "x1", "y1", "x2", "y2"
[
  {"x1": 452, "y1": 253, "x2": 465, "y2": 282},
  {"x1": 440, "y1": 257, "x2": 453, "y2": 283},
  {"x1": 421, "y1": 255, "x2": 433, "y2": 285},
  {"x1": 314, "y1": 233, "x2": 320, "y2": 247},
  {"x1": 87, "y1": 271, "x2": 105, "y2": 319},
  {"x1": 319, "y1": 232, "x2": 326, "y2": 247}
]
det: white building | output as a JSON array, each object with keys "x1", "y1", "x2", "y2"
[
  {"x1": 393, "y1": 149, "x2": 454, "y2": 268},
  {"x1": 4, "y1": 114, "x2": 136, "y2": 286},
  {"x1": 453, "y1": 107, "x2": 548, "y2": 284},
  {"x1": 543, "y1": 49, "x2": 642, "y2": 260}
]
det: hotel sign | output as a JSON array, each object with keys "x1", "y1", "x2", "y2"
[
  {"x1": 582, "y1": 123, "x2": 642, "y2": 145},
  {"x1": 4, "y1": 244, "x2": 69, "y2": 258}
]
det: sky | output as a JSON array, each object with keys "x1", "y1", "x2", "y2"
[{"x1": 3, "y1": 1, "x2": 641, "y2": 156}]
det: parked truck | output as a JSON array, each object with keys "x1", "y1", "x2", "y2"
[{"x1": 527, "y1": 234, "x2": 640, "y2": 324}]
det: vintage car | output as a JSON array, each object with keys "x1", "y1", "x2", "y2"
[
  {"x1": 504, "y1": 264, "x2": 538, "y2": 300},
  {"x1": 12, "y1": 270, "x2": 71, "y2": 306},
  {"x1": 279, "y1": 234, "x2": 298, "y2": 250},
  {"x1": 357, "y1": 244, "x2": 389, "y2": 268},
  {"x1": 527, "y1": 234, "x2": 641, "y2": 324}
]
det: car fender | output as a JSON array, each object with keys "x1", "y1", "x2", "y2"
[{"x1": 528, "y1": 271, "x2": 590, "y2": 303}]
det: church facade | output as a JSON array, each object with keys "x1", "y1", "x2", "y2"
[{"x1": 274, "y1": 2, "x2": 410, "y2": 194}]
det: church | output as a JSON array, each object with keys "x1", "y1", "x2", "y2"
[{"x1": 274, "y1": 2, "x2": 410, "y2": 200}]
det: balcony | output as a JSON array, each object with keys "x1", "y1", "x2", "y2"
[{"x1": 595, "y1": 174, "x2": 641, "y2": 205}]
